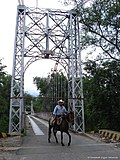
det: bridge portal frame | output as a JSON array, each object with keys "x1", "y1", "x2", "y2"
[{"x1": 9, "y1": 5, "x2": 85, "y2": 134}]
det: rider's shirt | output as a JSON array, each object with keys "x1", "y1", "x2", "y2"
[{"x1": 53, "y1": 105, "x2": 67, "y2": 116}]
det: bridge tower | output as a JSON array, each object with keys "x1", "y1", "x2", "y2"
[{"x1": 9, "y1": 5, "x2": 85, "y2": 133}]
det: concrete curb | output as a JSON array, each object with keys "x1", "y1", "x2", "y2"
[{"x1": 83, "y1": 133, "x2": 101, "y2": 142}]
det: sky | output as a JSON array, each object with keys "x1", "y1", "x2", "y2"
[
  {"x1": 1, "y1": 0, "x2": 95, "y2": 96},
  {"x1": 0, "y1": 0, "x2": 75, "y2": 96}
]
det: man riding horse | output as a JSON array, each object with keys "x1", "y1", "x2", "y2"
[
  {"x1": 51, "y1": 99, "x2": 67, "y2": 126},
  {"x1": 48, "y1": 99, "x2": 74, "y2": 146}
]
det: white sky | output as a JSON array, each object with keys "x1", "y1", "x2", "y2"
[{"x1": 0, "y1": 0, "x2": 75, "y2": 96}]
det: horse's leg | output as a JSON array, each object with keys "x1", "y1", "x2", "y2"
[
  {"x1": 53, "y1": 129, "x2": 58, "y2": 143},
  {"x1": 61, "y1": 131, "x2": 65, "y2": 146},
  {"x1": 66, "y1": 131, "x2": 71, "y2": 146},
  {"x1": 48, "y1": 120, "x2": 52, "y2": 143}
]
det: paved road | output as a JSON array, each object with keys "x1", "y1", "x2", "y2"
[{"x1": 0, "y1": 116, "x2": 120, "y2": 160}]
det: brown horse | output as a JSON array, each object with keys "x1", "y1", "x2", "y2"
[{"x1": 48, "y1": 111, "x2": 74, "y2": 146}]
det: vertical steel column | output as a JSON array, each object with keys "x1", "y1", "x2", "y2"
[
  {"x1": 9, "y1": 5, "x2": 26, "y2": 133},
  {"x1": 68, "y1": 11, "x2": 85, "y2": 132},
  {"x1": 9, "y1": 6, "x2": 84, "y2": 133}
]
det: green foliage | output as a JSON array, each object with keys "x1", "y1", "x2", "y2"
[
  {"x1": 0, "y1": 109, "x2": 9, "y2": 132},
  {"x1": 33, "y1": 77, "x2": 49, "y2": 96},
  {"x1": 0, "y1": 59, "x2": 11, "y2": 132},
  {"x1": 33, "y1": 72, "x2": 68, "y2": 112},
  {"x1": 33, "y1": 96, "x2": 42, "y2": 112},
  {"x1": 76, "y1": 0, "x2": 120, "y2": 61},
  {"x1": 83, "y1": 60, "x2": 120, "y2": 131},
  {"x1": 24, "y1": 92, "x2": 33, "y2": 106},
  {"x1": 33, "y1": 59, "x2": 120, "y2": 132}
]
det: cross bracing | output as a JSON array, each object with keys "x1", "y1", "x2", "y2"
[{"x1": 9, "y1": 5, "x2": 85, "y2": 133}]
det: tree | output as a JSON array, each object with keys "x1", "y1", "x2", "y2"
[
  {"x1": 83, "y1": 60, "x2": 120, "y2": 131},
  {"x1": 0, "y1": 59, "x2": 11, "y2": 132},
  {"x1": 0, "y1": 59, "x2": 6, "y2": 87},
  {"x1": 33, "y1": 77, "x2": 49, "y2": 96},
  {"x1": 62, "y1": 0, "x2": 120, "y2": 132},
  {"x1": 33, "y1": 71, "x2": 68, "y2": 112},
  {"x1": 63, "y1": 0, "x2": 120, "y2": 60},
  {"x1": 76, "y1": 0, "x2": 120, "y2": 61},
  {"x1": 24, "y1": 92, "x2": 33, "y2": 113}
]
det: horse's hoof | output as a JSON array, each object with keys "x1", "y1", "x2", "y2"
[
  {"x1": 61, "y1": 143, "x2": 65, "y2": 146},
  {"x1": 48, "y1": 139, "x2": 51, "y2": 143},
  {"x1": 68, "y1": 143, "x2": 70, "y2": 146}
]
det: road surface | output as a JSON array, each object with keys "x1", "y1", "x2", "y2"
[{"x1": 0, "y1": 115, "x2": 120, "y2": 160}]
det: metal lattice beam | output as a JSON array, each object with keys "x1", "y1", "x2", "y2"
[
  {"x1": 9, "y1": 5, "x2": 85, "y2": 133},
  {"x1": 9, "y1": 5, "x2": 26, "y2": 133},
  {"x1": 68, "y1": 11, "x2": 85, "y2": 132}
]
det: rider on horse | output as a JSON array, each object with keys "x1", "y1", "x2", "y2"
[
  {"x1": 51, "y1": 99, "x2": 67, "y2": 125},
  {"x1": 48, "y1": 99, "x2": 74, "y2": 146}
]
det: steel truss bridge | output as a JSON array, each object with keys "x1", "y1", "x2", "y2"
[{"x1": 9, "y1": 4, "x2": 85, "y2": 134}]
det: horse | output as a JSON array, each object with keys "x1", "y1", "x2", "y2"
[{"x1": 48, "y1": 111, "x2": 74, "y2": 146}]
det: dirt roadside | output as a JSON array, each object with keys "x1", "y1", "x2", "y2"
[{"x1": 0, "y1": 136, "x2": 22, "y2": 160}]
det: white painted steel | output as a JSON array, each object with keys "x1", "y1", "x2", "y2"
[{"x1": 9, "y1": 5, "x2": 85, "y2": 134}]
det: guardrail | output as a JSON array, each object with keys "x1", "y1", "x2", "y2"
[
  {"x1": 0, "y1": 132, "x2": 16, "y2": 138},
  {"x1": 99, "y1": 130, "x2": 120, "y2": 141}
]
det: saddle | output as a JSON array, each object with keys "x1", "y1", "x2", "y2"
[
  {"x1": 56, "y1": 117, "x2": 62, "y2": 125},
  {"x1": 50, "y1": 116, "x2": 55, "y2": 126},
  {"x1": 50, "y1": 116, "x2": 62, "y2": 126}
]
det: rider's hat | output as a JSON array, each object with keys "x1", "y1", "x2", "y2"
[{"x1": 58, "y1": 99, "x2": 64, "y2": 103}]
